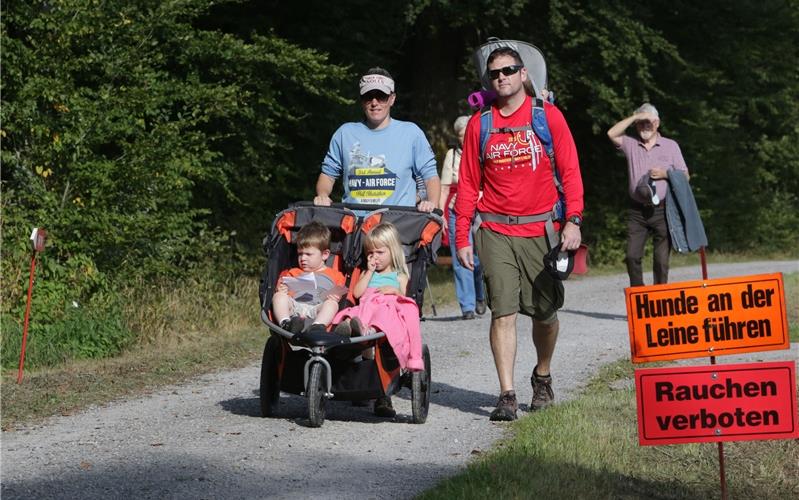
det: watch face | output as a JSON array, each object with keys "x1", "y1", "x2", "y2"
[{"x1": 569, "y1": 216, "x2": 582, "y2": 226}]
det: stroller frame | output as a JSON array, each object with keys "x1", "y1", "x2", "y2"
[{"x1": 258, "y1": 202, "x2": 441, "y2": 427}]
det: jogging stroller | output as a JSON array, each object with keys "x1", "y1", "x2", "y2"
[{"x1": 258, "y1": 202, "x2": 442, "y2": 427}]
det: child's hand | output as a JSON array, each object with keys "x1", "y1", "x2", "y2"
[
  {"x1": 326, "y1": 292, "x2": 342, "y2": 303},
  {"x1": 276, "y1": 282, "x2": 288, "y2": 294},
  {"x1": 367, "y1": 254, "x2": 378, "y2": 271}
]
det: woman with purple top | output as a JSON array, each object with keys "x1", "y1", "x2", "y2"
[{"x1": 438, "y1": 116, "x2": 487, "y2": 319}]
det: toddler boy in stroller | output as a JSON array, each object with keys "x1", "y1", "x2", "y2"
[{"x1": 271, "y1": 220, "x2": 347, "y2": 335}]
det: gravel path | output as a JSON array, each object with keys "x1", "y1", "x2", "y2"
[{"x1": 2, "y1": 260, "x2": 797, "y2": 499}]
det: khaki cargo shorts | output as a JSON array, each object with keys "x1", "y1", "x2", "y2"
[{"x1": 474, "y1": 228, "x2": 564, "y2": 322}]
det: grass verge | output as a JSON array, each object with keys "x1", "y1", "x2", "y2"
[
  {"x1": 785, "y1": 272, "x2": 799, "y2": 342},
  {"x1": 1, "y1": 327, "x2": 265, "y2": 430},
  {"x1": 1, "y1": 274, "x2": 266, "y2": 430},
  {"x1": 417, "y1": 360, "x2": 799, "y2": 500}
]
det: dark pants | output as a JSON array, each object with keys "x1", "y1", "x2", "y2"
[{"x1": 625, "y1": 203, "x2": 670, "y2": 287}]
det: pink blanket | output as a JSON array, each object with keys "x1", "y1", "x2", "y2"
[{"x1": 333, "y1": 289, "x2": 424, "y2": 371}]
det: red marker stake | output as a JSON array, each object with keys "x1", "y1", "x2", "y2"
[
  {"x1": 18, "y1": 228, "x2": 47, "y2": 384},
  {"x1": 17, "y1": 252, "x2": 37, "y2": 384}
]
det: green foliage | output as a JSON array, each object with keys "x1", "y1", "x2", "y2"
[
  {"x1": 1, "y1": 283, "x2": 131, "y2": 369},
  {"x1": 1, "y1": 0, "x2": 350, "y2": 368}
]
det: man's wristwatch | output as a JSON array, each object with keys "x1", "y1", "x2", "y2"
[{"x1": 567, "y1": 215, "x2": 582, "y2": 227}]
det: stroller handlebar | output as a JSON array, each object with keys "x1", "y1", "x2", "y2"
[{"x1": 291, "y1": 201, "x2": 443, "y2": 218}]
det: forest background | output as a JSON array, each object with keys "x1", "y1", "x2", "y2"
[{"x1": 2, "y1": 0, "x2": 798, "y2": 369}]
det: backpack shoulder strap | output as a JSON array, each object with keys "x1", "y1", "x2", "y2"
[
  {"x1": 478, "y1": 105, "x2": 492, "y2": 167},
  {"x1": 531, "y1": 98, "x2": 563, "y2": 194}
]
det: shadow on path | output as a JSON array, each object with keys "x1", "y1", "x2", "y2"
[
  {"x1": 559, "y1": 308, "x2": 627, "y2": 321},
  {"x1": 219, "y1": 381, "x2": 498, "y2": 422}
]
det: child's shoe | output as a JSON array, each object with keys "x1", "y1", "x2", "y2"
[
  {"x1": 333, "y1": 320, "x2": 352, "y2": 337},
  {"x1": 283, "y1": 316, "x2": 305, "y2": 335},
  {"x1": 350, "y1": 316, "x2": 365, "y2": 337},
  {"x1": 373, "y1": 396, "x2": 396, "y2": 418},
  {"x1": 306, "y1": 323, "x2": 328, "y2": 334}
]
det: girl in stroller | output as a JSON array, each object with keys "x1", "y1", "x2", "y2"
[{"x1": 332, "y1": 222, "x2": 424, "y2": 417}]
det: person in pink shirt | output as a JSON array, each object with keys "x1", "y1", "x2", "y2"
[
  {"x1": 455, "y1": 47, "x2": 584, "y2": 421},
  {"x1": 607, "y1": 103, "x2": 690, "y2": 286}
]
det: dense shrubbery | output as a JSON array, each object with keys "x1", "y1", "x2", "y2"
[{"x1": 0, "y1": 0, "x2": 350, "y2": 368}]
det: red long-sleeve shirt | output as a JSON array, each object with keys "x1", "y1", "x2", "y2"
[{"x1": 454, "y1": 96, "x2": 584, "y2": 249}]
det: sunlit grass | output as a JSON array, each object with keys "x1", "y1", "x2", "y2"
[
  {"x1": 418, "y1": 361, "x2": 799, "y2": 500},
  {"x1": 421, "y1": 262, "x2": 458, "y2": 317},
  {"x1": 785, "y1": 273, "x2": 798, "y2": 342},
  {"x1": 122, "y1": 275, "x2": 261, "y2": 346}
]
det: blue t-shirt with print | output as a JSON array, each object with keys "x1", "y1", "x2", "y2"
[{"x1": 321, "y1": 119, "x2": 438, "y2": 207}]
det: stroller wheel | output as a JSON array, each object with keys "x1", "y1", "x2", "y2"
[
  {"x1": 307, "y1": 362, "x2": 327, "y2": 427},
  {"x1": 260, "y1": 336, "x2": 281, "y2": 417},
  {"x1": 411, "y1": 344, "x2": 431, "y2": 424}
]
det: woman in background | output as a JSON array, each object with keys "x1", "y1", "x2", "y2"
[{"x1": 438, "y1": 116, "x2": 486, "y2": 320}]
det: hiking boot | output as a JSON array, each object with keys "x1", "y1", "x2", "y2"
[
  {"x1": 333, "y1": 320, "x2": 352, "y2": 337},
  {"x1": 475, "y1": 300, "x2": 487, "y2": 316},
  {"x1": 462, "y1": 311, "x2": 476, "y2": 320},
  {"x1": 374, "y1": 396, "x2": 396, "y2": 418},
  {"x1": 530, "y1": 367, "x2": 555, "y2": 411},
  {"x1": 489, "y1": 391, "x2": 518, "y2": 421}
]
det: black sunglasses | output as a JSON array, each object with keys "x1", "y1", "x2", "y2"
[
  {"x1": 360, "y1": 91, "x2": 391, "y2": 103},
  {"x1": 488, "y1": 65, "x2": 524, "y2": 80}
]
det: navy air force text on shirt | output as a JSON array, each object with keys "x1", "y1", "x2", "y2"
[{"x1": 485, "y1": 130, "x2": 543, "y2": 170}]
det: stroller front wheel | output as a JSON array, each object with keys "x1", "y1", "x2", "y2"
[
  {"x1": 411, "y1": 344, "x2": 431, "y2": 424},
  {"x1": 260, "y1": 336, "x2": 281, "y2": 417},
  {"x1": 307, "y1": 362, "x2": 327, "y2": 427}
]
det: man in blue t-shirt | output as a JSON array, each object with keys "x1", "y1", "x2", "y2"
[{"x1": 314, "y1": 68, "x2": 440, "y2": 212}]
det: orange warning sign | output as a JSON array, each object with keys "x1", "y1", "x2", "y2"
[{"x1": 626, "y1": 273, "x2": 789, "y2": 363}]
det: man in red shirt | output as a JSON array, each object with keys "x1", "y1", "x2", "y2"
[{"x1": 455, "y1": 47, "x2": 584, "y2": 421}]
